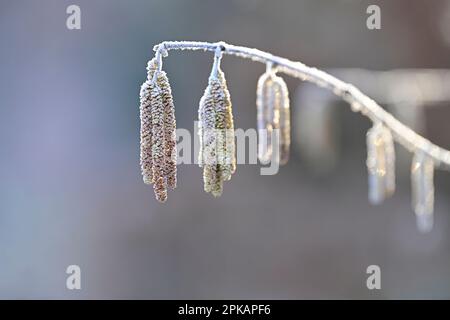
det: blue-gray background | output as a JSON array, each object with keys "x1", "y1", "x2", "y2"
[{"x1": 0, "y1": 0, "x2": 450, "y2": 299}]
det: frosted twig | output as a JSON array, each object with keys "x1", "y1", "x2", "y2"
[{"x1": 153, "y1": 41, "x2": 450, "y2": 171}]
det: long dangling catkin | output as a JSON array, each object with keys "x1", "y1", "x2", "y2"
[
  {"x1": 139, "y1": 56, "x2": 177, "y2": 202},
  {"x1": 366, "y1": 123, "x2": 396, "y2": 205},
  {"x1": 256, "y1": 67, "x2": 290, "y2": 164},
  {"x1": 140, "y1": 80, "x2": 154, "y2": 185},
  {"x1": 156, "y1": 70, "x2": 177, "y2": 189},
  {"x1": 273, "y1": 75, "x2": 290, "y2": 165},
  {"x1": 199, "y1": 75, "x2": 224, "y2": 196},
  {"x1": 257, "y1": 71, "x2": 274, "y2": 163},
  {"x1": 150, "y1": 84, "x2": 167, "y2": 202},
  {"x1": 198, "y1": 82, "x2": 217, "y2": 192},
  {"x1": 139, "y1": 58, "x2": 159, "y2": 186},
  {"x1": 411, "y1": 152, "x2": 434, "y2": 233},
  {"x1": 198, "y1": 48, "x2": 235, "y2": 197},
  {"x1": 216, "y1": 69, "x2": 236, "y2": 181}
]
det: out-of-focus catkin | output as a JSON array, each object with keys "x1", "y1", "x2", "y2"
[
  {"x1": 139, "y1": 57, "x2": 177, "y2": 202},
  {"x1": 366, "y1": 123, "x2": 396, "y2": 205},
  {"x1": 274, "y1": 76, "x2": 290, "y2": 165},
  {"x1": 198, "y1": 50, "x2": 235, "y2": 197},
  {"x1": 256, "y1": 68, "x2": 290, "y2": 165},
  {"x1": 411, "y1": 152, "x2": 434, "y2": 233}
]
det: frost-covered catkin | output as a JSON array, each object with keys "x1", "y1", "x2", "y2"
[
  {"x1": 199, "y1": 83, "x2": 218, "y2": 193},
  {"x1": 411, "y1": 152, "x2": 434, "y2": 233},
  {"x1": 156, "y1": 70, "x2": 177, "y2": 189},
  {"x1": 257, "y1": 72, "x2": 274, "y2": 163},
  {"x1": 366, "y1": 123, "x2": 396, "y2": 205},
  {"x1": 139, "y1": 56, "x2": 177, "y2": 202},
  {"x1": 140, "y1": 58, "x2": 159, "y2": 185},
  {"x1": 199, "y1": 76, "x2": 225, "y2": 196},
  {"x1": 198, "y1": 49, "x2": 235, "y2": 197},
  {"x1": 256, "y1": 69, "x2": 290, "y2": 164},
  {"x1": 216, "y1": 70, "x2": 236, "y2": 181},
  {"x1": 150, "y1": 85, "x2": 167, "y2": 202},
  {"x1": 140, "y1": 80, "x2": 154, "y2": 184},
  {"x1": 274, "y1": 76, "x2": 290, "y2": 165}
]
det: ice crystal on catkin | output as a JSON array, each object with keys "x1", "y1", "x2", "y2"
[
  {"x1": 411, "y1": 152, "x2": 434, "y2": 233},
  {"x1": 366, "y1": 123, "x2": 395, "y2": 205},
  {"x1": 198, "y1": 67, "x2": 235, "y2": 197},
  {"x1": 256, "y1": 70, "x2": 290, "y2": 164}
]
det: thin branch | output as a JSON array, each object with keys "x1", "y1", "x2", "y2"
[{"x1": 153, "y1": 41, "x2": 450, "y2": 170}]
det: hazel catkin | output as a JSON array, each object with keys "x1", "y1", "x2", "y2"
[
  {"x1": 256, "y1": 69, "x2": 291, "y2": 165},
  {"x1": 198, "y1": 60, "x2": 235, "y2": 197},
  {"x1": 139, "y1": 57, "x2": 177, "y2": 202}
]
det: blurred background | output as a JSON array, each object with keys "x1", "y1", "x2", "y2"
[{"x1": 0, "y1": 0, "x2": 450, "y2": 299}]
